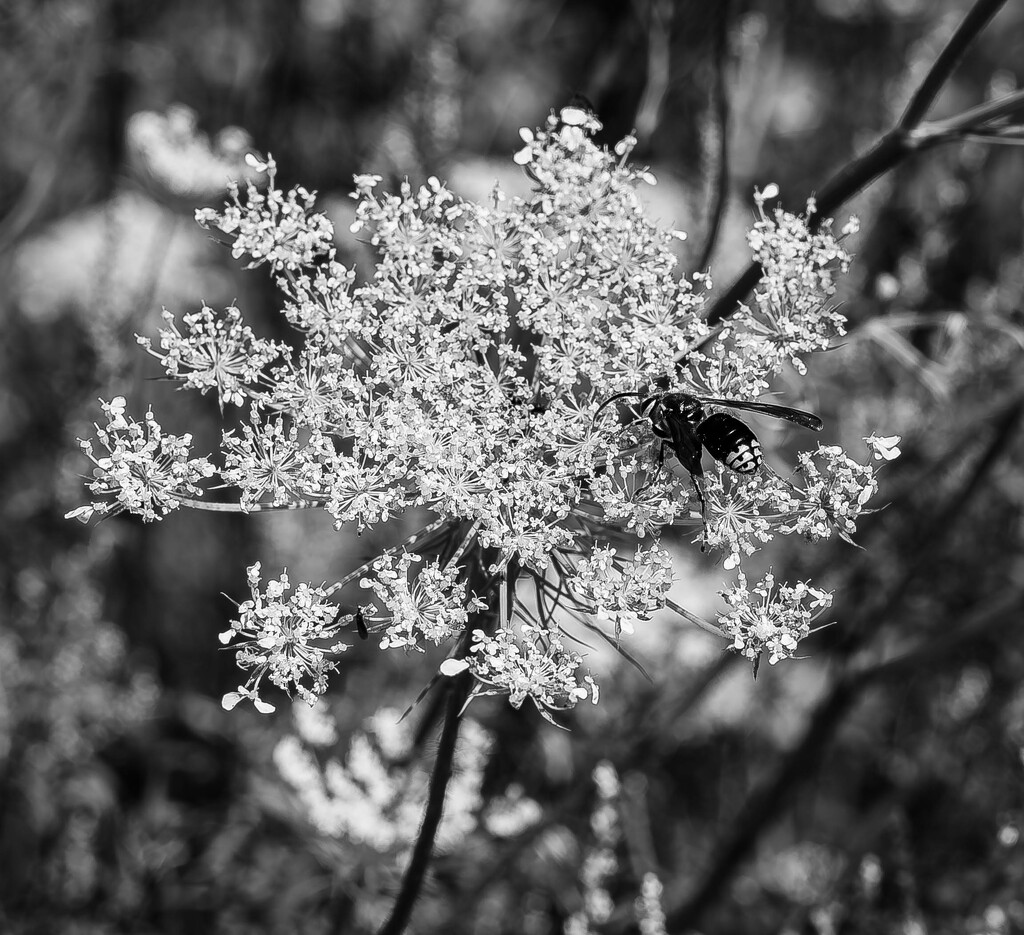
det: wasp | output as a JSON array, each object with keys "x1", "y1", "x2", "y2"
[{"x1": 595, "y1": 390, "x2": 823, "y2": 530}]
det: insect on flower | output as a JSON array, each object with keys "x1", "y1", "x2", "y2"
[{"x1": 596, "y1": 390, "x2": 823, "y2": 531}]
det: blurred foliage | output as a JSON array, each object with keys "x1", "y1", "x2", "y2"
[{"x1": 3, "y1": 0, "x2": 1024, "y2": 933}]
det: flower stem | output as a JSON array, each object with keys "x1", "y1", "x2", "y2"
[{"x1": 375, "y1": 667, "x2": 473, "y2": 935}]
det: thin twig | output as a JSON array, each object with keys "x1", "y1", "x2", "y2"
[
  {"x1": 375, "y1": 547, "x2": 505, "y2": 935},
  {"x1": 915, "y1": 86, "x2": 1024, "y2": 136},
  {"x1": 915, "y1": 401, "x2": 1023, "y2": 540},
  {"x1": 664, "y1": 597, "x2": 726, "y2": 640},
  {"x1": 136, "y1": 210, "x2": 181, "y2": 319},
  {"x1": 336, "y1": 518, "x2": 453, "y2": 589}
]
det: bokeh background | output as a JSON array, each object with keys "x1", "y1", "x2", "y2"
[{"x1": 3, "y1": 0, "x2": 1024, "y2": 932}]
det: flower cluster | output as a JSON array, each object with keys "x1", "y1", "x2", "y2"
[
  {"x1": 220, "y1": 410, "x2": 316, "y2": 509},
  {"x1": 636, "y1": 874, "x2": 668, "y2": 935},
  {"x1": 358, "y1": 553, "x2": 485, "y2": 650},
  {"x1": 136, "y1": 305, "x2": 287, "y2": 408},
  {"x1": 66, "y1": 396, "x2": 215, "y2": 524},
  {"x1": 443, "y1": 623, "x2": 599, "y2": 725},
  {"x1": 778, "y1": 443, "x2": 883, "y2": 542},
  {"x1": 196, "y1": 155, "x2": 335, "y2": 271},
  {"x1": 220, "y1": 563, "x2": 348, "y2": 711},
  {"x1": 699, "y1": 471, "x2": 780, "y2": 570},
  {"x1": 568, "y1": 545, "x2": 674, "y2": 635},
  {"x1": 735, "y1": 184, "x2": 860, "y2": 377},
  {"x1": 69, "y1": 105, "x2": 897, "y2": 715},
  {"x1": 700, "y1": 433, "x2": 895, "y2": 565},
  {"x1": 717, "y1": 571, "x2": 833, "y2": 665}
]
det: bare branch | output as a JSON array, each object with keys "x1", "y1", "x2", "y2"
[
  {"x1": 699, "y1": 0, "x2": 1010, "y2": 331},
  {"x1": 633, "y1": 0, "x2": 674, "y2": 141},
  {"x1": 695, "y1": 0, "x2": 731, "y2": 274},
  {"x1": 897, "y1": 0, "x2": 1009, "y2": 130}
]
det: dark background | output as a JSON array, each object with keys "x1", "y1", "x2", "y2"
[{"x1": 3, "y1": 1, "x2": 1024, "y2": 932}]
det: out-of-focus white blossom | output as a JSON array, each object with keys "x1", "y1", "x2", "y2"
[
  {"x1": 635, "y1": 873, "x2": 668, "y2": 935},
  {"x1": 274, "y1": 707, "x2": 535, "y2": 853},
  {"x1": 564, "y1": 761, "x2": 622, "y2": 935},
  {"x1": 292, "y1": 699, "x2": 339, "y2": 746},
  {"x1": 483, "y1": 783, "x2": 543, "y2": 837},
  {"x1": 127, "y1": 104, "x2": 258, "y2": 203}
]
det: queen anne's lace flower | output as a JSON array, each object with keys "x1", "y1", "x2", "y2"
[
  {"x1": 738, "y1": 187, "x2": 859, "y2": 376},
  {"x1": 220, "y1": 409, "x2": 324, "y2": 509},
  {"x1": 196, "y1": 156, "x2": 335, "y2": 271},
  {"x1": 455, "y1": 624, "x2": 599, "y2": 725},
  {"x1": 70, "y1": 107, "x2": 897, "y2": 715}
]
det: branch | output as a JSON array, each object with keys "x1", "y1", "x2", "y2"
[
  {"x1": 914, "y1": 400, "x2": 1023, "y2": 541},
  {"x1": 700, "y1": 0, "x2": 1010, "y2": 330},
  {"x1": 663, "y1": 674, "x2": 860, "y2": 931},
  {"x1": 633, "y1": 0, "x2": 674, "y2": 141},
  {"x1": 695, "y1": 0, "x2": 731, "y2": 274},
  {"x1": 0, "y1": 18, "x2": 102, "y2": 255},
  {"x1": 897, "y1": 0, "x2": 1009, "y2": 130}
]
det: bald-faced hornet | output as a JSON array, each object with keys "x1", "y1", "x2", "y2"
[{"x1": 596, "y1": 390, "x2": 823, "y2": 530}]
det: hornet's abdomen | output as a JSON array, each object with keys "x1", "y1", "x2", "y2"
[{"x1": 696, "y1": 412, "x2": 762, "y2": 474}]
